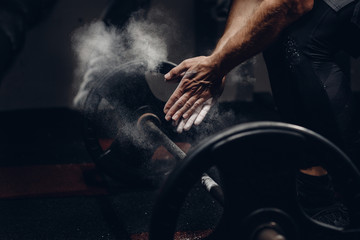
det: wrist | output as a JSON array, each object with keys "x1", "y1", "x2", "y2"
[{"x1": 208, "y1": 53, "x2": 228, "y2": 77}]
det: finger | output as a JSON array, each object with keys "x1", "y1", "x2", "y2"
[
  {"x1": 165, "y1": 91, "x2": 190, "y2": 121},
  {"x1": 172, "y1": 118, "x2": 180, "y2": 127},
  {"x1": 194, "y1": 101, "x2": 212, "y2": 125},
  {"x1": 164, "y1": 62, "x2": 188, "y2": 81},
  {"x1": 170, "y1": 94, "x2": 198, "y2": 122},
  {"x1": 176, "y1": 118, "x2": 187, "y2": 133},
  {"x1": 182, "y1": 98, "x2": 206, "y2": 119},
  {"x1": 164, "y1": 72, "x2": 185, "y2": 83},
  {"x1": 163, "y1": 84, "x2": 185, "y2": 117},
  {"x1": 164, "y1": 96, "x2": 179, "y2": 119},
  {"x1": 194, "y1": 104, "x2": 211, "y2": 125},
  {"x1": 194, "y1": 98, "x2": 213, "y2": 125},
  {"x1": 204, "y1": 97, "x2": 213, "y2": 105},
  {"x1": 183, "y1": 107, "x2": 201, "y2": 131}
]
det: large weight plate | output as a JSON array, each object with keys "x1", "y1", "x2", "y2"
[{"x1": 149, "y1": 121, "x2": 360, "y2": 239}]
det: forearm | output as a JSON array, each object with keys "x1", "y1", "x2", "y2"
[
  {"x1": 215, "y1": 0, "x2": 262, "y2": 51},
  {"x1": 162, "y1": 0, "x2": 313, "y2": 122},
  {"x1": 212, "y1": 0, "x2": 314, "y2": 75}
]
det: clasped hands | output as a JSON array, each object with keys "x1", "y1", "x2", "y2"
[{"x1": 163, "y1": 56, "x2": 225, "y2": 133}]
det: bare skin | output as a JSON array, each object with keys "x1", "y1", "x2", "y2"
[
  {"x1": 301, "y1": 166, "x2": 328, "y2": 176},
  {"x1": 163, "y1": 0, "x2": 314, "y2": 122},
  {"x1": 164, "y1": 0, "x2": 329, "y2": 176}
]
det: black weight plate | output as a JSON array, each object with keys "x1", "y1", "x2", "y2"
[
  {"x1": 149, "y1": 121, "x2": 360, "y2": 239},
  {"x1": 82, "y1": 60, "x2": 178, "y2": 187}
]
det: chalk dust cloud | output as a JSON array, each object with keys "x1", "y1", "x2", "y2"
[
  {"x1": 71, "y1": 9, "x2": 172, "y2": 107},
  {"x1": 70, "y1": 6, "x2": 253, "y2": 147}
]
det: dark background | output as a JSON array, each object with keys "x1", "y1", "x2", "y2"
[
  {"x1": 1, "y1": 0, "x2": 358, "y2": 111},
  {"x1": 0, "y1": 0, "x2": 359, "y2": 239}
]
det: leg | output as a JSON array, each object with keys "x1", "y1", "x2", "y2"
[
  {"x1": 263, "y1": 0, "x2": 360, "y2": 227},
  {"x1": 264, "y1": 0, "x2": 360, "y2": 166}
]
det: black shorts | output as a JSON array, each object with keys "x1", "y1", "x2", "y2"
[{"x1": 263, "y1": 0, "x2": 360, "y2": 167}]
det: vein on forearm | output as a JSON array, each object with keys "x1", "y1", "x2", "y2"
[{"x1": 215, "y1": 0, "x2": 261, "y2": 52}]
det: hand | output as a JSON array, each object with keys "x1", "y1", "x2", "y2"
[
  {"x1": 174, "y1": 98, "x2": 214, "y2": 133},
  {"x1": 163, "y1": 56, "x2": 225, "y2": 122}
]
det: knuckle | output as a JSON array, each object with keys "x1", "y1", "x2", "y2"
[
  {"x1": 183, "y1": 60, "x2": 191, "y2": 68},
  {"x1": 186, "y1": 109, "x2": 195, "y2": 117},
  {"x1": 184, "y1": 101, "x2": 192, "y2": 108},
  {"x1": 170, "y1": 69, "x2": 178, "y2": 76},
  {"x1": 193, "y1": 101, "x2": 201, "y2": 108},
  {"x1": 177, "y1": 99, "x2": 186, "y2": 106},
  {"x1": 177, "y1": 88, "x2": 184, "y2": 95}
]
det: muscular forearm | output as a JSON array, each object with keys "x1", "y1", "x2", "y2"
[
  {"x1": 162, "y1": 0, "x2": 313, "y2": 123},
  {"x1": 215, "y1": 0, "x2": 262, "y2": 51},
  {"x1": 212, "y1": 0, "x2": 314, "y2": 75}
]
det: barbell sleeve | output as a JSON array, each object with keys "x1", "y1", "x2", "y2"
[{"x1": 137, "y1": 113, "x2": 224, "y2": 206}]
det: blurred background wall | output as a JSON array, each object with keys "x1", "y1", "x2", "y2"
[{"x1": 0, "y1": 0, "x2": 358, "y2": 110}]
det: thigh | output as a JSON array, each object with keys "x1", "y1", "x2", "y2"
[{"x1": 263, "y1": 0, "x2": 360, "y2": 166}]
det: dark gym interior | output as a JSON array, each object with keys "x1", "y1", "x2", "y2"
[{"x1": 0, "y1": 0, "x2": 360, "y2": 239}]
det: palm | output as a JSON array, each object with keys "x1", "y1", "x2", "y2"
[{"x1": 163, "y1": 56, "x2": 225, "y2": 122}]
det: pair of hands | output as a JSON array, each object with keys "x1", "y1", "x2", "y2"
[{"x1": 163, "y1": 56, "x2": 225, "y2": 133}]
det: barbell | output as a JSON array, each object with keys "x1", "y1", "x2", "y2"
[
  {"x1": 81, "y1": 60, "x2": 180, "y2": 187},
  {"x1": 79, "y1": 60, "x2": 360, "y2": 239},
  {"x1": 149, "y1": 121, "x2": 360, "y2": 240},
  {"x1": 81, "y1": 60, "x2": 224, "y2": 203}
]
